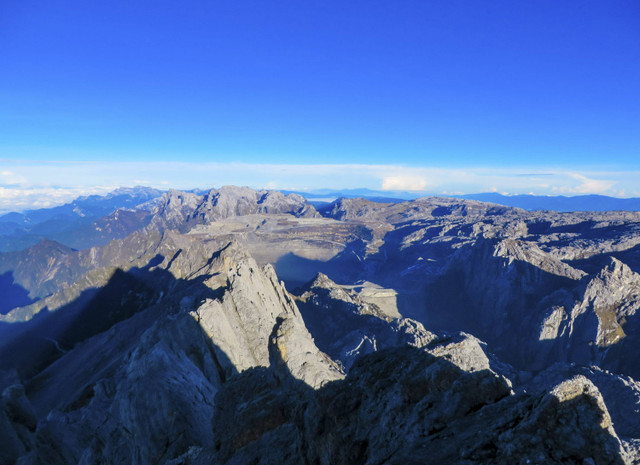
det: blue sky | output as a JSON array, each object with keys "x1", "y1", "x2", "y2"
[{"x1": 1, "y1": 1, "x2": 639, "y2": 210}]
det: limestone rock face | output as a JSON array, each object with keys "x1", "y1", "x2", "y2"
[
  {"x1": 305, "y1": 196, "x2": 640, "y2": 382},
  {"x1": 323, "y1": 196, "x2": 516, "y2": 223},
  {"x1": 294, "y1": 272, "x2": 438, "y2": 368},
  {"x1": 268, "y1": 315, "x2": 344, "y2": 389},
  {"x1": 150, "y1": 186, "x2": 317, "y2": 232},
  {"x1": 192, "y1": 257, "x2": 343, "y2": 388},
  {"x1": 8, "y1": 238, "x2": 341, "y2": 465},
  {"x1": 3, "y1": 189, "x2": 640, "y2": 464},
  {"x1": 494, "y1": 376, "x2": 624, "y2": 465},
  {"x1": 529, "y1": 257, "x2": 640, "y2": 377},
  {"x1": 571, "y1": 258, "x2": 640, "y2": 348},
  {"x1": 195, "y1": 186, "x2": 315, "y2": 220},
  {"x1": 298, "y1": 272, "x2": 400, "y2": 320},
  {"x1": 528, "y1": 363, "x2": 640, "y2": 447},
  {"x1": 6, "y1": 189, "x2": 640, "y2": 382},
  {"x1": 426, "y1": 237, "x2": 585, "y2": 335},
  {"x1": 323, "y1": 197, "x2": 391, "y2": 221},
  {"x1": 494, "y1": 237, "x2": 587, "y2": 280},
  {"x1": 208, "y1": 367, "x2": 307, "y2": 465},
  {"x1": 192, "y1": 346, "x2": 626, "y2": 465},
  {"x1": 149, "y1": 189, "x2": 203, "y2": 231},
  {"x1": 294, "y1": 271, "x2": 499, "y2": 381}
]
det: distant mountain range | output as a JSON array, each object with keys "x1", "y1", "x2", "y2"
[
  {"x1": 282, "y1": 188, "x2": 419, "y2": 204},
  {"x1": 287, "y1": 189, "x2": 640, "y2": 212},
  {"x1": 0, "y1": 186, "x2": 162, "y2": 252},
  {"x1": 2, "y1": 186, "x2": 640, "y2": 253},
  {"x1": 2, "y1": 185, "x2": 640, "y2": 464},
  {"x1": 459, "y1": 192, "x2": 640, "y2": 212}
]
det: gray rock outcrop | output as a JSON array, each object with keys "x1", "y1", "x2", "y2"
[
  {"x1": 0, "y1": 384, "x2": 36, "y2": 465},
  {"x1": 2, "y1": 189, "x2": 640, "y2": 464},
  {"x1": 8, "y1": 238, "x2": 341, "y2": 464},
  {"x1": 294, "y1": 272, "x2": 438, "y2": 368},
  {"x1": 149, "y1": 186, "x2": 317, "y2": 232},
  {"x1": 193, "y1": 346, "x2": 627, "y2": 465}
]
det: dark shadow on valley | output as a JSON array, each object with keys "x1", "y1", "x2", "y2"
[
  {"x1": 205, "y1": 345, "x2": 489, "y2": 465},
  {"x1": 0, "y1": 271, "x2": 35, "y2": 314},
  {"x1": 567, "y1": 242, "x2": 640, "y2": 275},
  {"x1": 0, "y1": 253, "x2": 225, "y2": 381},
  {"x1": 0, "y1": 248, "x2": 250, "y2": 464},
  {"x1": 0, "y1": 241, "x2": 627, "y2": 464},
  {"x1": 275, "y1": 238, "x2": 368, "y2": 290},
  {"x1": 296, "y1": 290, "x2": 401, "y2": 366},
  {"x1": 314, "y1": 231, "x2": 592, "y2": 374},
  {"x1": 202, "y1": 343, "x2": 622, "y2": 465},
  {"x1": 414, "y1": 251, "x2": 584, "y2": 370},
  {"x1": 274, "y1": 225, "x2": 593, "y2": 374}
]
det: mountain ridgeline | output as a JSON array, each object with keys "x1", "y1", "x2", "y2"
[{"x1": 2, "y1": 186, "x2": 640, "y2": 464}]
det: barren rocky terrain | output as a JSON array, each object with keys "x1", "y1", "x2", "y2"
[{"x1": 2, "y1": 186, "x2": 640, "y2": 464}]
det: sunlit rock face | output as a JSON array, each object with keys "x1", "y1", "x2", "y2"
[{"x1": 1, "y1": 187, "x2": 640, "y2": 464}]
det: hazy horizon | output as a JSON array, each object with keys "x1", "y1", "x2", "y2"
[
  {"x1": 4, "y1": 179, "x2": 640, "y2": 216},
  {"x1": 1, "y1": 1, "x2": 638, "y2": 211}
]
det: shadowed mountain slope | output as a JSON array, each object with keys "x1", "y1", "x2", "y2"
[{"x1": 2, "y1": 187, "x2": 640, "y2": 463}]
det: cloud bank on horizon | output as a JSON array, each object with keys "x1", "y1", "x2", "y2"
[
  {"x1": 1, "y1": 160, "x2": 638, "y2": 214},
  {"x1": 1, "y1": 2, "x2": 637, "y2": 214}
]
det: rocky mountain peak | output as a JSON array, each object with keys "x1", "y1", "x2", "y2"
[
  {"x1": 323, "y1": 197, "x2": 390, "y2": 221},
  {"x1": 30, "y1": 238, "x2": 73, "y2": 256},
  {"x1": 308, "y1": 272, "x2": 334, "y2": 289},
  {"x1": 538, "y1": 375, "x2": 625, "y2": 462},
  {"x1": 149, "y1": 186, "x2": 317, "y2": 233},
  {"x1": 3, "y1": 187, "x2": 640, "y2": 464},
  {"x1": 493, "y1": 238, "x2": 587, "y2": 280},
  {"x1": 571, "y1": 257, "x2": 640, "y2": 348},
  {"x1": 599, "y1": 257, "x2": 639, "y2": 283}
]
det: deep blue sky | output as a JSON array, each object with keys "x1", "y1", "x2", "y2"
[{"x1": 0, "y1": 1, "x2": 639, "y2": 204}]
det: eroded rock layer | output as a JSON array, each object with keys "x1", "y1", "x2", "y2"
[{"x1": 1, "y1": 188, "x2": 640, "y2": 464}]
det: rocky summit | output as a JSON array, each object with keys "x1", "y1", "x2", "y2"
[{"x1": 1, "y1": 187, "x2": 640, "y2": 464}]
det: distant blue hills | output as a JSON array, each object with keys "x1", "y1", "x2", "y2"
[
  {"x1": 287, "y1": 189, "x2": 640, "y2": 212},
  {"x1": 458, "y1": 193, "x2": 640, "y2": 212},
  {"x1": 0, "y1": 186, "x2": 162, "y2": 252},
  {"x1": 282, "y1": 188, "x2": 420, "y2": 204}
]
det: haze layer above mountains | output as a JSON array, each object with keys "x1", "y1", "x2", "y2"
[{"x1": 1, "y1": 186, "x2": 640, "y2": 464}]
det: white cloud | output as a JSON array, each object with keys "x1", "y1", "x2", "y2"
[
  {"x1": 0, "y1": 159, "x2": 638, "y2": 213},
  {"x1": 569, "y1": 174, "x2": 617, "y2": 194},
  {"x1": 548, "y1": 174, "x2": 618, "y2": 195},
  {"x1": 381, "y1": 175, "x2": 428, "y2": 191},
  {"x1": 0, "y1": 170, "x2": 28, "y2": 186},
  {"x1": 0, "y1": 185, "x2": 115, "y2": 215}
]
